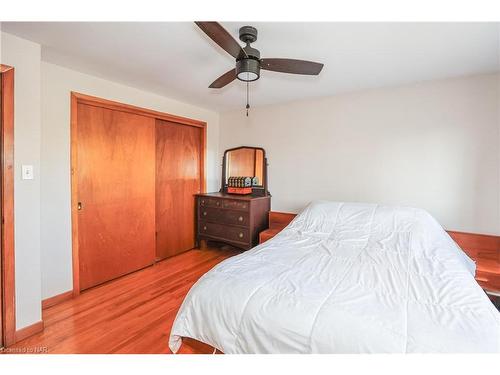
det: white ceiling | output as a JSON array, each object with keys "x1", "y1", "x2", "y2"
[{"x1": 2, "y1": 22, "x2": 499, "y2": 112}]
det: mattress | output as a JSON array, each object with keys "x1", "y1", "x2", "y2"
[{"x1": 169, "y1": 201, "x2": 500, "y2": 353}]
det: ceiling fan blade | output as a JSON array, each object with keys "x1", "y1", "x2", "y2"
[
  {"x1": 260, "y1": 58, "x2": 324, "y2": 75},
  {"x1": 209, "y1": 69, "x2": 237, "y2": 88},
  {"x1": 195, "y1": 22, "x2": 244, "y2": 59}
]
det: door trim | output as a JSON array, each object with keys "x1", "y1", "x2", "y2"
[
  {"x1": 70, "y1": 92, "x2": 207, "y2": 295},
  {"x1": 1, "y1": 65, "x2": 16, "y2": 347}
]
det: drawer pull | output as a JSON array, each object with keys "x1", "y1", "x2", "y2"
[
  {"x1": 203, "y1": 211, "x2": 207, "y2": 216},
  {"x1": 238, "y1": 216, "x2": 243, "y2": 222},
  {"x1": 216, "y1": 201, "x2": 220, "y2": 206},
  {"x1": 201, "y1": 200, "x2": 205, "y2": 204},
  {"x1": 203, "y1": 226, "x2": 207, "y2": 231},
  {"x1": 238, "y1": 232, "x2": 244, "y2": 238}
]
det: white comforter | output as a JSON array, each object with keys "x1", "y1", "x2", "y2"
[{"x1": 169, "y1": 201, "x2": 500, "y2": 353}]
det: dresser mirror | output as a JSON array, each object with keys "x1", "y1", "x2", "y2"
[{"x1": 221, "y1": 146, "x2": 269, "y2": 196}]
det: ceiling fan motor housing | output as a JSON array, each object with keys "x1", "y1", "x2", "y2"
[
  {"x1": 239, "y1": 26, "x2": 258, "y2": 44},
  {"x1": 236, "y1": 58, "x2": 260, "y2": 82},
  {"x1": 236, "y1": 26, "x2": 261, "y2": 82}
]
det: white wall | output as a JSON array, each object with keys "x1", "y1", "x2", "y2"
[
  {"x1": 1, "y1": 32, "x2": 42, "y2": 329},
  {"x1": 41, "y1": 62, "x2": 220, "y2": 299},
  {"x1": 220, "y1": 74, "x2": 500, "y2": 235}
]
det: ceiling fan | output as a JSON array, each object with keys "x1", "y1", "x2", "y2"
[{"x1": 195, "y1": 22, "x2": 324, "y2": 89}]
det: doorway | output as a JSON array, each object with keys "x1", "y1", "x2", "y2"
[{"x1": 1, "y1": 64, "x2": 15, "y2": 348}]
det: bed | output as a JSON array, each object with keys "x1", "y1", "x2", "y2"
[{"x1": 169, "y1": 201, "x2": 500, "y2": 353}]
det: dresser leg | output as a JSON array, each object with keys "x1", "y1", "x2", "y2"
[{"x1": 199, "y1": 239, "x2": 208, "y2": 250}]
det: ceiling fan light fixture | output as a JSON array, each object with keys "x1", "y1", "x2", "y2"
[{"x1": 236, "y1": 58, "x2": 260, "y2": 82}]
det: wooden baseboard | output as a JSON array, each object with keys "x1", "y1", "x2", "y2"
[
  {"x1": 15, "y1": 321, "x2": 44, "y2": 343},
  {"x1": 42, "y1": 290, "x2": 73, "y2": 309}
]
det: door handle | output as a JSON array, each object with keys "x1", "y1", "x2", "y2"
[{"x1": 77, "y1": 202, "x2": 82, "y2": 211}]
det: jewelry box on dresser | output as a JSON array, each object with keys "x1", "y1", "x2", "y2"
[{"x1": 196, "y1": 146, "x2": 271, "y2": 250}]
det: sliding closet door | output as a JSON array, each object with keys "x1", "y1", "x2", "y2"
[
  {"x1": 155, "y1": 120, "x2": 202, "y2": 260},
  {"x1": 77, "y1": 104, "x2": 156, "y2": 290}
]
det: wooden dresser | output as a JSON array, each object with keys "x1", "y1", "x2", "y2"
[{"x1": 196, "y1": 192, "x2": 271, "y2": 250}]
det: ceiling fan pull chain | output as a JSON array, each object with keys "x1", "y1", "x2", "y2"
[{"x1": 246, "y1": 79, "x2": 250, "y2": 117}]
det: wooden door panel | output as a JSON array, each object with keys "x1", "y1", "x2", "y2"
[
  {"x1": 156, "y1": 120, "x2": 202, "y2": 260},
  {"x1": 77, "y1": 104, "x2": 156, "y2": 290}
]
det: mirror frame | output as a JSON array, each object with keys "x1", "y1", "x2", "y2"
[{"x1": 220, "y1": 146, "x2": 269, "y2": 196}]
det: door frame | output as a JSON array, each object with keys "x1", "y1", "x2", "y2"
[
  {"x1": 1, "y1": 65, "x2": 16, "y2": 347},
  {"x1": 70, "y1": 92, "x2": 207, "y2": 295}
]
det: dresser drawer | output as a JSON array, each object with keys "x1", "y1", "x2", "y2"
[
  {"x1": 198, "y1": 197, "x2": 222, "y2": 208},
  {"x1": 222, "y1": 199, "x2": 249, "y2": 211},
  {"x1": 199, "y1": 221, "x2": 250, "y2": 244},
  {"x1": 199, "y1": 207, "x2": 250, "y2": 227},
  {"x1": 198, "y1": 206, "x2": 223, "y2": 222}
]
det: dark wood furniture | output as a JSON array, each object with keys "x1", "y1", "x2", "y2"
[
  {"x1": 196, "y1": 146, "x2": 271, "y2": 251},
  {"x1": 260, "y1": 211, "x2": 500, "y2": 296},
  {"x1": 197, "y1": 192, "x2": 271, "y2": 250}
]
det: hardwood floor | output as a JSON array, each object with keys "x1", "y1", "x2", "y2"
[{"x1": 6, "y1": 247, "x2": 239, "y2": 354}]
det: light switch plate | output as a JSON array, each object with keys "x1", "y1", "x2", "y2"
[{"x1": 22, "y1": 165, "x2": 34, "y2": 180}]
